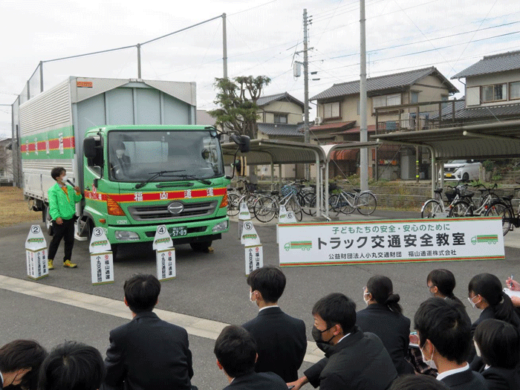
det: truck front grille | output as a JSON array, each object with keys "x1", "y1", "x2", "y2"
[{"x1": 129, "y1": 201, "x2": 217, "y2": 221}]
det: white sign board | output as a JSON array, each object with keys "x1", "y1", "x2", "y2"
[
  {"x1": 89, "y1": 227, "x2": 112, "y2": 253},
  {"x1": 26, "y1": 248, "x2": 49, "y2": 280},
  {"x1": 153, "y1": 225, "x2": 174, "y2": 250},
  {"x1": 157, "y1": 248, "x2": 176, "y2": 281},
  {"x1": 245, "y1": 245, "x2": 263, "y2": 276},
  {"x1": 279, "y1": 217, "x2": 505, "y2": 267},
  {"x1": 90, "y1": 252, "x2": 114, "y2": 285},
  {"x1": 241, "y1": 220, "x2": 261, "y2": 246}
]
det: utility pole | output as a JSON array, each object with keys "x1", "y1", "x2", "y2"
[
  {"x1": 223, "y1": 13, "x2": 228, "y2": 79},
  {"x1": 137, "y1": 43, "x2": 142, "y2": 79},
  {"x1": 359, "y1": 0, "x2": 368, "y2": 191},
  {"x1": 303, "y1": 9, "x2": 310, "y2": 180}
]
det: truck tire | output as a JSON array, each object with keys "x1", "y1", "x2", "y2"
[
  {"x1": 190, "y1": 241, "x2": 212, "y2": 253},
  {"x1": 111, "y1": 244, "x2": 119, "y2": 261}
]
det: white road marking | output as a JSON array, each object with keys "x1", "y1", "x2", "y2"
[{"x1": 0, "y1": 275, "x2": 324, "y2": 363}]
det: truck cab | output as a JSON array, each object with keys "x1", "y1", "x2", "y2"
[{"x1": 82, "y1": 125, "x2": 230, "y2": 256}]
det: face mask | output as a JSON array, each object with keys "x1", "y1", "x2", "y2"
[
  {"x1": 420, "y1": 345, "x2": 437, "y2": 370},
  {"x1": 363, "y1": 293, "x2": 370, "y2": 306},
  {"x1": 116, "y1": 150, "x2": 125, "y2": 158},
  {"x1": 468, "y1": 296, "x2": 478, "y2": 309},
  {"x1": 312, "y1": 325, "x2": 335, "y2": 344},
  {"x1": 250, "y1": 290, "x2": 257, "y2": 306},
  {"x1": 61, "y1": 175, "x2": 68, "y2": 182},
  {"x1": 474, "y1": 342, "x2": 481, "y2": 357}
]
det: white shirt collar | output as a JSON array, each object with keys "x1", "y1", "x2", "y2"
[
  {"x1": 436, "y1": 364, "x2": 470, "y2": 381},
  {"x1": 337, "y1": 333, "x2": 351, "y2": 344},
  {"x1": 0, "y1": 371, "x2": 3, "y2": 386},
  {"x1": 259, "y1": 305, "x2": 279, "y2": 312}
]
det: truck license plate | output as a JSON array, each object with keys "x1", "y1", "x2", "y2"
[{"x1": 169, "y1": 226, "x2": 187, "y2": 237}]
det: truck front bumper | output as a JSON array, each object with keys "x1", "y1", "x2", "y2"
[{"x1": 105, "y1": 216, "x2": 229, "y2": 245}]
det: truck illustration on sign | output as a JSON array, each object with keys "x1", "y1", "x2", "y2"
[
  {"x1": 284, "y1": 241, "x2": 312, "y2": 251},
  {"x1": 471, "y1": 235, "x2": 499, "y2": 245}
]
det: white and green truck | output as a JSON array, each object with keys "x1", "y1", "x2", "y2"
[{"x1": 18, "y1": 76, "x2": 248, "y2": 258}]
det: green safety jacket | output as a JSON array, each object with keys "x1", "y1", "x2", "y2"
[{"x1": 48, "y1": 183, "x2": 82, "y2": 221}]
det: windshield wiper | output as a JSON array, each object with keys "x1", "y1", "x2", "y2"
[
  {"x1": 169, "y1": 174, "x2": 212, "y2": 185},
  {"x1": 135, "y1": 170, "x2": 186, "y2": 189}
]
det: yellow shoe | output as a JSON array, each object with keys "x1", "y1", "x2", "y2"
[
  {"x1": 63, "y1": 260, "x2": 77, "y2": 268},
  {"x1": 48, "y1": 260, "x2": 54, "y2": 270}
]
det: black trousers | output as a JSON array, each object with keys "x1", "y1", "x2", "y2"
[{"x1": 48, "y1": 218, "x2": 75, "y2": 262}]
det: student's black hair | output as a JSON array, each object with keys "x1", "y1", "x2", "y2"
[
  {"x1": 366, "y1": 275, "x2": 402, "y2": 314},
  {"x1": 50, "y1": 167, "x2": 65, "y2": 181},
  {"x1": 414, "y1": 297, "x2": 471, "y2": 364},
  {"x1": 389, "y1": 374, "x2": 449, "y2": 390},
  {"x1": 474, "y1": 319, "x2": 520, "y2": 369},
  {"x1": 124, "y1": 274, "x2": 161, "y2": 313},
  {"x1": 38, "y1": 341, "x2": 105, "y2": 390},
  {"x1": 468, "y1": 273, "x2": 519, "y2": 327},
  {"x1": 427, "y1": 269, "x2": 456, "y2": 298},
  {"x1": 312, "y1": 293, "x2": 356, "y2": 335},
  {"x1": 0, "y1": 340, "x2": 47, "y2": 390},
  {"x1": 214, "y1": 325, "x2": 256, "y2": 378},
  {"x1": 246, "y1": 266, "x2": 286, "y2": 304}
]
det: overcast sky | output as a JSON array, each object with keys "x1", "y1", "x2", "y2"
[{"x1": 1, "y1": 0, "x2": 519, "y2": 139}]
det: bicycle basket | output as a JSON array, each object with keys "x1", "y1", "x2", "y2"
[
  {"x1": 445, "y1": 190, "x2": 456, "y2": 202},
  {"x1": 328, "y1": 183, "x2": 338, "y2": 192},
  {"x1": 281, "y1": 185, "x2": 297, "y2": 197}
]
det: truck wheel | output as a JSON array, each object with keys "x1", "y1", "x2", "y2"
[
  {"x1": 190, "y1": 241, "x2": 212, "y2": 253},
  {"x1": 111, "y1": 244, "x2": 119, "y2": 260}
]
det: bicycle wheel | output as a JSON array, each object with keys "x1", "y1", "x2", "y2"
[
  {"x1": 253, "y1": 196, "x2": 277, "y2": 223},
  {"x1": 286, "y1": 197, "x2": 303, "y2": 221},
  {"x1": 302, "y1": 193, "x2": 317, "y2": 216},
  {"x1": 328, "y1": 194, "x2": 341, "y2": 213},
  {"x1": 421, "y1": 199, "x2": 443, "y2": 219},
  {"x1": 340, "y1": 193, "x2": 355, "y2": 215},
  {"x1": 247, "y1": 194, "x2": 259, "y2": 215},
  {"x1": 449, "y1": 201, "x2": 473, "y2": 217},
  {"x1": 227, "y1": 194, "x2": 240, "y2": 217},
  {"x1": 357, "y1": 192, "x2": 377, "y2": 215},
  {"x1": 485, "y1": 202, "x2": 512, "y2": 236}
]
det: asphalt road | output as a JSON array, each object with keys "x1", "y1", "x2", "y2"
[{"x1": 1, "y1": 210, "x2": 519, "y2": 389}]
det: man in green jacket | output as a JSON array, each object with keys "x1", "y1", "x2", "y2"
[{"x1": 47, "y1": 167, "x2": 82, "y2": 269}]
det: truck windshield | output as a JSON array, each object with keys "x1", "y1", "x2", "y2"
[{"x1": 108, "y1": 130, "x2": 224, "y2": 182}]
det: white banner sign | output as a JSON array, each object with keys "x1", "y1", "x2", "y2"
[
  {"x1": 245, "y1": 245, "x2": 263, "y2": 275},
  {"x1": 279, "y1": 217, "x2": 505, "y2": 267},
  {"x1": 157, "y1": 248, "x2": 176, "y2": 281},
  {"x1": 90, "y1": 252, "x2": 114, "y2": 285}
]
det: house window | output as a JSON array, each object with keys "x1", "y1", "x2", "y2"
[
  {"x1": 510, "y1": 81, "x2": 520, "y2": 100},
  {"x1": 411, "y1": 91, "x2": 419, "y2": 104},
  {"x1": 323, "y1": 102, "x2": 340, "y2": 118},
  {"x1": 481, "y1": 84, "x2": 506, "y2": 102},
  {"x1": 372, "y1": 94, "x2": 401, "y2": 112},
  {"x1": 274, "y1": 114, "x2": 288, "y2": 124}
]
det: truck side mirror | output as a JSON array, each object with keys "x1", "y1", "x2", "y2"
[
  {"x1": 230, "y1": 135, "x2": 250, "y2": 153},
  {"x1": 84, "y1": 137, "x2": 97, "y2": 158}
]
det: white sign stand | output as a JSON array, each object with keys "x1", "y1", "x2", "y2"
[
  {"x1": 25, "y1": 225, "x2": 49, "y2": 280},
  {"x1": 241, "y1": 220, "x2": 261, "y2": 246},
  {"x1": 238, "y1": 202, "x2": 251, "y2": 240},
  {"x1": 153, "y1": 225, "x2": 176, "y2": 281},
  {"x1": 277, "y1": 205, "x2": 297, "y2": 243},
  {"x1": 89, "y1": 227, "x2": 114, "y2": 285}
]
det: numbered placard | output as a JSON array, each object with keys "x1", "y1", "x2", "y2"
[
  {"x1": 25, "y1": 225, "x2": 48, "y2": 280},
  {"x1": 26, "y1": 225, "x2": 47, "y2": 250},
  {"x1": 238, "y1": 202, "x2": 251, "y2": 221},
  {"x1": 157, "y1": 248, "x2": 176, "y2": 281},
  {"x1": 90, "y1": 252, "x2": 114, "y2": 285},
  {"x1": 153, "y1": 225, "x2": 174, "y2": 250},
  {"x1": 245, "y1": 245, "x2": 263, "y2": 276},
  {"x1": 241, "y1": 220, "x2": 261, "y2": 246},
  {"x1": 89, "y1": 227, "x2": 112, "y2": 253}
]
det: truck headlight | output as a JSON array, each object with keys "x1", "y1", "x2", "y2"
[
  {"x1": 115, "y1": 231, "x2": 140, "y2": 241},
  {"x1": 212, "y1": 221, "x2": 228, "y2": 232}
]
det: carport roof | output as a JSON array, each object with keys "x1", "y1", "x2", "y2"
[{"x1": 373, "y1": 119, "x2": 520, "y2": 160}]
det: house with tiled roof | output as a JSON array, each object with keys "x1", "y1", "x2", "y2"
[
  {"x1": 310, "y1": 67, "x2": 458, "y2": 178},
  {"x1": 449, "y1": 50, "x2": 520, "y2": 123}
]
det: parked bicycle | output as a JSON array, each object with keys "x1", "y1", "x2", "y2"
[
  {"x1": 328, "y1": 185, "x2": 377, "y2": 215},
  {"x1": 226, "y1": 180, "x2": 262, "y2": 218},
  {"x1": 253, "y1": 181, "x2": 303, "y2": 223},
  {"x1": 448, "y1": 183, "x2": 501, "y2": 217},
  {"x1": 484, "y1": 184, "x2": 520, "y2": 236},
  {"x1": 421, "y1": 181, "x2": 471, "y2": 218}
]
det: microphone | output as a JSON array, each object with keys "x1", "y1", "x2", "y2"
[{"x1": 66, "y1": 179, "x2": 75, "y2": 187}]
